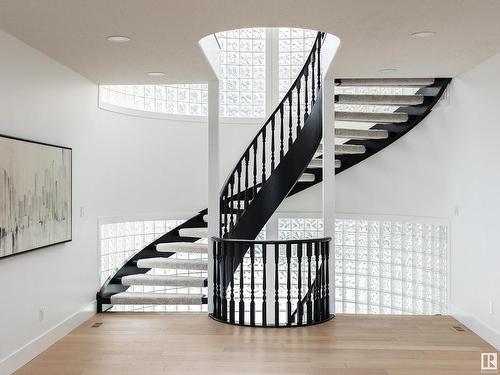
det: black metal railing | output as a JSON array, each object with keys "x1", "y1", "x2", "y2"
[
  {"x1": 220, "y1": 32, "x2": 324, "y2": 238},
  {"x1": 210, "y1": 237, "x2": 332, "y2": 327}
]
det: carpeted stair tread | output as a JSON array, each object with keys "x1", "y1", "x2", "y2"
[
  {"x1": 156, "y1": 242, "x2": 208, "y2": 254},
  {"x1": 336, "y1": 94, "x2": 424, "y2": 106},
  {"x1": 308, "y1": 159, "x2": 341, "y2": 169},
  {"x1": 178, "y1": 227, "x2": 208, "y2": 238},
  {"x1": 335, "y1": 128, "x2": 389, "y2": 140},
  {"x1": 316, "y1": 144, "x2": 366, "y2": 155},
  {"x1": 336, "y1": 111, "x2": 408, "y2": 123},
  {"x1": 110, "y1": 292, "x2": 204, "y2": 305},
  {"x1": 121, "y1": 274, "x2": 206, "y2": 287},
  {"x1": 336, "y1": 78, "x2": 435, "y2": 87},
  {"x1": 298, "y1": 173, "x2": 315, "y2": 182},
  {"x1": 137, "y1": 257, "x2": 208, "y2": 270}
]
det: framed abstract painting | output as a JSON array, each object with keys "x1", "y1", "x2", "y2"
[{"x1": 0, "y1": 134, "x2": 72, "y2": 258}]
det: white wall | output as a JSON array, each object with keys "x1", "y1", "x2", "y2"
[
  {"x1": 445, "y1": 53, "x2": 500, "y2": 349},
  {"x1": 94, "y1": 109, "x2": 261, "y2": 217},
  {"x1": 0, "y1": 30, "x2": 99, "y2": 374}
]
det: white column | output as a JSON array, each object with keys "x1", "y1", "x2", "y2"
[
  {"x1": 207, "y1": 79, "x2": 220, "y2": 314},
  {"x1": 322, "y1": 78, "x2": 335, "y2": 314},
  {"x1": 321, "y1": 35, "x2": 341, "y2": 314}
]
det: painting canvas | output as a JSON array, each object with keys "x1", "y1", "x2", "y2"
[{"x1": 0, "y1": 135, "x2": 72, "y2": 258}]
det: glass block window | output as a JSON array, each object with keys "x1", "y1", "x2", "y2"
[
  {"x1": 100, "y1": 84, "x2": 208, "y2": 116},
  {"x1": 217, "y1": 28, "x2": 266, "y2": 118},
  {"x1": 278, "y1": 28, "x2": 317, "y2": 100},
  {"x1": 99, "y1": 218, "x2": 208, "y2": 313},
  {"x1": 278, "y1": 217, "x2": 448, "y2": 315}
]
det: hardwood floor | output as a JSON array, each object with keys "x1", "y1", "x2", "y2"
[{"x1": 15, "y1": 314, "x2": 497, "y2": 375}]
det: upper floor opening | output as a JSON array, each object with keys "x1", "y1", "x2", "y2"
[{"x1": 99, "y1": 27, "x2": 318, "y2": 120}]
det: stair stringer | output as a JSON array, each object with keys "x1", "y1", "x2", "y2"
[{"x1": 230, "y1": 92, "x2": 322, "y2": 240}]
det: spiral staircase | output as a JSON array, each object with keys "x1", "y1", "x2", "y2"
[{"x1": 96, "y1": 32, "x2": 450, "y2": 315}]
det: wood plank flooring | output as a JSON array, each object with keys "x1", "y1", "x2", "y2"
[{"x1": 14, "y1": 314, "x2": 497, "y2": 375}]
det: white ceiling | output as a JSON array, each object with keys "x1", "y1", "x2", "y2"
[{"x1": 1, "y1": 0, "x2": 500, "y2": 84}]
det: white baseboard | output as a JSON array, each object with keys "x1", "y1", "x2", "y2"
[
  {"x1": 0, "y1": 301, "x2": 96, "y2": 375},
  {"x1": 451, "y1": 304, "x2": 500, "y2": 350}
]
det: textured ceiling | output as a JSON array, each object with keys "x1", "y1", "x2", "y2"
[{"x1": 1, "y1": 0, "x2": 500, "y2": 84}]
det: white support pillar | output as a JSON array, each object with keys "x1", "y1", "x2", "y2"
[
  {"x1": 199, "y1": 34, "x2": 222, "y2": 314},
  {"x1": 321, "y1": 35, "x2": 341, "y2": 314},
  {"x1": 322, "y1": 77, "x2": 336, "y2": 314},
  {"x1": 207, "y1": 79, "x2": 220, "y2": 314}
]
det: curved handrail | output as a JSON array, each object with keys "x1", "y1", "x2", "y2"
[{"x1": 211, "y1": 236, "x2": 331, "y2": 245}]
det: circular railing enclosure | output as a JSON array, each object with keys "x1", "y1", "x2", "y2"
[{"x1": 211, "y1": 237, "x2": 333, "y2": 327}]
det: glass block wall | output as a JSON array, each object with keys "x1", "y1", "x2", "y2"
[
  {"x1": 278, "y1": 217, "x2": 448, "y2": 315},
  {"x1": 99, "y1": 218, "x2": 208, "y2": 312},
  {"x1": 278, "y1": 28, "x2": 317, "y2": 100},
  {"x1": 100, "y1": 84, "x2": 208, "y2": 116},
  {"x1": 216, "y1": 28, "x2": 266, "y2": 118}
]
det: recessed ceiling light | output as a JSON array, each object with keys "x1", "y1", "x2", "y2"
[
  {"x1": 106, "y1": 36, "x2": 131, "y2": 43},
  {"x1": 379, "y1": 68, "x2": 398, "y2": 73},
  {"x1": 411, "y1": 31, "x2": 436, "y2": 38},
  {"x1": 147, "y1": 72, "x2": 166, "y2": 77}
]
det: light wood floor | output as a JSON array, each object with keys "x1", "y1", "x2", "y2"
[{"x1": 15, "y1": 314, "x2": 497, "y2": 375}]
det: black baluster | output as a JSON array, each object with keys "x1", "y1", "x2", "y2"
[
  {"x1": 261, "y1": 129, "x2": 266, "y2": 184},
  {"x1": 221, "y1": 243, "x2": 227, "y2": 321},
  {"x1": 220, "y1": 195, "x2": 225, "y2": 237},
  {"x1": 229, "y1": 244, "x2": 235, "y2": 323},
  {"x1": 213, "y1": 241, "x2": 218, "y2": 318},
  {"x1": 244, "y1": 151, "x2": 249, "y2": 209},
  {"x1": 250, "y1": 243, "x2": 255, "y2": 326},
  {"x1": 297, "y1": 242, "x2": 303, "y2": 325},
  {"x1": 217, "y1": 242, "x2": 222, "y2": 319},
  {"x1": 274, "y1": 244, "x2": 279, "y2": 326},
  {"x1": 288, "y1": 95, "x2": 293, "y2": 148},
  {"x1": 279, "y1": 104, "x2": 284, "y2": 160},
  {"x1": 236, "y1": 165, "x2": 241, "y2": 223},
  {"x1": 262, "y1": 245, "x2": 267, "y2": 327},
  {"x1": 317, "y1": 36, "x2": 321, "y2": 89},
  {"x1": 319, "y1": 242, "x2": 326, "y2": 320},
  {"x1": 286, "y1": 243, "x2": 292, "y2": 326},
  {"x1": 304, "y1": 63, "x2": 309, "y2": 121},
  {"x1": 229, "y1": 177, "x2": 234, "y2": 231},
  {"x1": 238, "y1": 243, "x2": 245, "y2": 325},
  {"x1": 321, "y1": 242, "x2": 327, "y2": 319},
  {"x1": 306, "y1": 242, "x2": 313, "y2": 324},
  {"x1": 325, "y1": 241, "x2": 330, "y2": 316},
  {"x1": 314, "y1": 242, "x2": 320, "y2": 322},
  {"x1": 253, "y1": 140, "x2": 257, "y2": 201},
  {"x1": 311, "y1": 48, "x2": 316, "y2": 105},
  {"x1": 271, "y1": 117, "x2": 275, "y2": 172},
  {"x1": 224, "y1": 189, "x2": 229, "y2": 237},
  {"x1": 296, "y1": 78, "x2": 301, "y2": 135}
]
